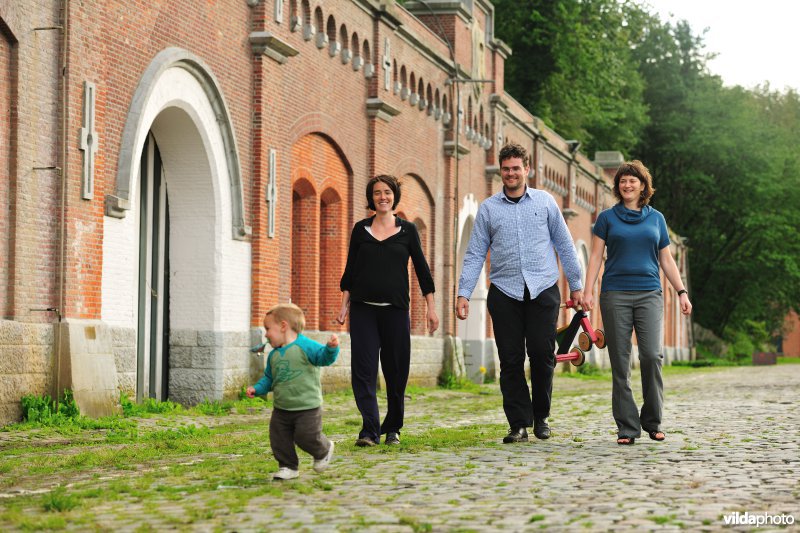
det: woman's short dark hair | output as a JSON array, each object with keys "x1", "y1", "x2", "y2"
[
  {"x1": 366, "y1": 175, "x2": 401, "y2": 210},
  {"x1": 498, "y1": 142, "x2": 530, "y2": 168},
  {"x1": 613, "y1": 160, "x2": 656, "y2": 207}
]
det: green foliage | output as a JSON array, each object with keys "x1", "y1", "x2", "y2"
[
  {"x1": 576, "y1": 363, "x2": 602, "y2": 376},
  {"x1": 21, "y1": 390, "x2": 80, "y2": 424},
  {"x1": 42, "y1": 487, "x2": 79, "y2": 513},
  {"x1": 726, "y1": 329, "x2": 756, "y2": 362},
  {"x1": 120, "y1": 392, "x2": 184, "y2": 417},
  {"x1": 194, "y1": 399, "x2": 235, "y2": 416},
  {"x1": 671, "y1": 358, "x2": 735, "y2": 368},
  {"x1": 437, "y1": 371, "x2": 479, "y2": 391},
  {"x1": 493, "y1": 0, "x2": 650, "y2": 155}
]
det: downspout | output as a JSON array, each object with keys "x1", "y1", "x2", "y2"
[{"x1": 55, "y1": 0, "x2": 71, "y2": 406}]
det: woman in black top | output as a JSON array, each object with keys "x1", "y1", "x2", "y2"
[{"x1": 337, "y1": 175, "x2": 439, "y2": 447}]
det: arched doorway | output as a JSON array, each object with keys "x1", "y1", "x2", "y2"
[
  {"x1": 103, "y1": 50, "x2": 251, "y2": 405},
  {"x1": 137, "y1": 133, "x2": 170, "y2": 400},
  {"x1": 456, "y1": 195, "x2": 489, "y2": 382}
]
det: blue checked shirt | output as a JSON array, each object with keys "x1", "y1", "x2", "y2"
[{"x1": 458, "y1": 187, "x2": 583, "y2": 301}]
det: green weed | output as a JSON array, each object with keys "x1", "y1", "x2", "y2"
[{"x1": 42, "y1": 486, "x2": 79, "y2": 512}]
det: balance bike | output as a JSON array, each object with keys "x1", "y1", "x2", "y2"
[{"x1": 554, "y1": 300, "x2": 606, "y2": 366}]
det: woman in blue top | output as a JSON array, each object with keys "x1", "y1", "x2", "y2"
[{"x1": 583, "y1": 160, "x2": 692, "y2": 445}]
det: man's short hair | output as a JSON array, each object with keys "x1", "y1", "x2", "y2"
[
  {"x1": 265, "y1": 303, "x2": 306, "y2": 333},
  {"x1": 498, "y1": 143, "x2": 530, "y2": 168}
]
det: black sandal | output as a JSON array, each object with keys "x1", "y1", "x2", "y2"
[
  {"x1": 646, "y1": 430, "x2": 665, "y2": 441},
  {"x1": 617, "y1": 437, "x2": 635, "y2": 445}
]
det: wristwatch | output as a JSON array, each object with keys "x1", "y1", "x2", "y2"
[{"x1": 677, "y1": 289, "x2": 688, "y2": 297}]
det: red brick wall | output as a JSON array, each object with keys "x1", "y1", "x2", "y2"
[
  {"x1": 782, "y1": 310, "x2": 800, "y2": 357},
  {"x1": 64, "y1": 0, "x2": 254, "y2": 319},
  {"x1": 0, "y1": 3, "x2": 61, "y2": 323}
]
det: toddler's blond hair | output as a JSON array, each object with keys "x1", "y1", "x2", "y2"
[{"x1": 265, "y1": 303, "x2": 306, "y2": 333}]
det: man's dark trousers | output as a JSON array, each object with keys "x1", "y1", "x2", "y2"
[{"x1": 487, "y1": 283, "x2": 560, "y2": 429}]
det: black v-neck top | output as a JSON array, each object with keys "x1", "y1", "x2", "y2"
[{"x1": 340, "y1": 216, "x2": 435, "y2": 310}]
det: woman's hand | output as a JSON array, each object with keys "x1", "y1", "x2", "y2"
[
  {"x1": 335, "y1": 303, "x2": 348, "y2": 325},
  {"x1": 679, "y1": 293, "x2": 693, "y2": 315},
  {"x1": 427, "y1": 309, "x2": 440, "y2": 334},
  {"x1": 336, "y1": 291, "x2": 351, "y2": 325},
  {"x1": 583, "y1": 293, "x2": 594, "y2": 311}
]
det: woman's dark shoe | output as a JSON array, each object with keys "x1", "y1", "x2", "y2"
[
  {"x1": 384, "y1": 432, "x2": 400, "y2": 445},
  {"x1": 617, "y1": 437, "x2": 636, "y2": 445},
  {"x1": 533, "y1": 418, "x2": 551, "y2": 440},
  {"x1": 355, "y1": 437, "x2": 377, "y2": 447},
  {"x1": 646, "y1": 430, "x2": 666, "y2": 441},
  {"x1": 502, "y1": 427, "x2": 528, "y2": 443}
]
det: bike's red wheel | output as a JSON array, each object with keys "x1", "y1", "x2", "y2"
[
  {"x1": 570, "y1": 347, "x2": 586, "y2": 366},
  {"x1": 578, "y1": 331, "x2": 592, "y2": 351},
  {"x1": 594, "y1": 329, "x2": 606, "y2": 349}
]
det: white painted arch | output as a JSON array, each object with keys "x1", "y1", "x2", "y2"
[{"x1": 101, "y1": 51, "x2": 251, "y2": 333}]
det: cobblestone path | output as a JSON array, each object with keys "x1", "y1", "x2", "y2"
[{"x1": 1, "y1": 364, "x2": 798, "y2": 531}]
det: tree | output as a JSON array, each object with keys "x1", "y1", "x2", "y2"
[
  {"x1": 631, "y1": 20, "x2": 800, "y2": 337},
  {"x1": 493, "y1": 0, "x2": 649, "y2": 155}
]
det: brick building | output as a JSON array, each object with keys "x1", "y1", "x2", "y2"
[{"x1": 0, "y1": 0, "x2": 692, "y2": 424}]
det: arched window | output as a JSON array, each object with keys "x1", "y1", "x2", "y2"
[
  {"x1": 326, "y1": 15, "x2": 336, "y2": 43},
  {"x1": 339, "y1": 24, "x2": 350, "y2": 64},
  {"x1": 362, "y1": 40, "x2": 373, "y2": 77},
  {"x1": 351, "y1": 32, "x2": 362, "y2": 70},
  {"x1": 320, "y1": 189, "x2": 344, "y2": 331},
  {"x1": 313, "y1": 6, "x2": 323, "y2": 33},
  {"x1": 289, "y1": 0, "x2": 299, "y2": 31},
  {"x1": 362, "y1": 39, "x2": 371, "y2": 64},
  {"x1": 399, "y1": 66, "x2": 408, "y2": 99},
  {"x1": 301, "y1": 0, "x2": 313, "y2": 39},
  {"x1": 340, "y1": 24, "x2": 348, "y2": 50},
  {"x1": 292, "y1": 179, "x2": 318, "y2": 327},
  {"x1": 426, "y1": 84, "x2": 433, "y2": 114},
  {"x1": 326, "y1": 15, "x2": 338, "y2": 55}
]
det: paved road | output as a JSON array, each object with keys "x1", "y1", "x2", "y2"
[{"x1": 2, "y1": 364, "x2": 799, "y2": 531}]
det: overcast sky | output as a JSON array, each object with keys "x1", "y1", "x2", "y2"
[{"x1": 640, "y1": 0, "x2": 800, "y2": 92}]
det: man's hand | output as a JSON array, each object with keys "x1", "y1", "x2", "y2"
[
  {"x1": 570, "y1": 290, "x2": 584, "y2": 308},
  {"x1": 246, "y1": 386, "x2": 256, "y2": 399},
  {"x1": 456, "y1": 296, "x2": 470, "y2": 320}
]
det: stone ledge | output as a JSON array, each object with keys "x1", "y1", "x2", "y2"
[{"x1": 249, "y1": 31, "x2": 300, "y2": 64}]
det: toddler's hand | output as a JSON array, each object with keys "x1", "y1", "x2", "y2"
[
  {"x1": 246, "y1": 386, "x2": 256, "y2": 399},
  {"x1": 327, "y1": 334, "x2": 339, "y2": 348}
]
